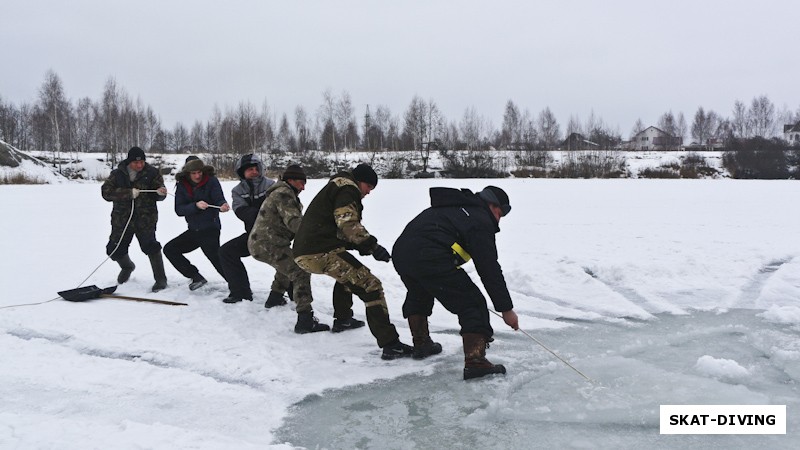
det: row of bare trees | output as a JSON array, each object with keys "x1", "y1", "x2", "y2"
[{"x1": 2, "y1": 70, "x2": 800, "y2": 174}]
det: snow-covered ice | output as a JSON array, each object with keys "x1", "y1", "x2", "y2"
[{"x1": 1, "y1": 178, "x2": 799, "y2": 448}]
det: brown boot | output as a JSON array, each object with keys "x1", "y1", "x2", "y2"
[
  {"x1": 408, "y1": 315, "x2": 442, "y2": 360},
  {"x1": 462, "y1": 333, "x2": 506, "y2": 380}
]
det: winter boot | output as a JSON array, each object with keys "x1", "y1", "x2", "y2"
[
  {"x1": 294, "y1": 311, "x2": 330, "y2": 334},
  {"x1": 381, "y1": 339, "x2": 414, "y2": 360},
  {"x1": 408, "y1": 315, "x2": 442, "y2": 360},
  {"x1": 222, "y1": 296, "x2": 251, "y2": 304},
  {"x1": 189, "y1": 274, "x2": 207, "y2": 291},
  {"x1": 462, "y1": 333, "x2": 506, "y2": 380},
  {"x1": 265, "y1": 291, "x2": 288, "y2": 308},
  {"x1": 116, "y1": 254, "x2": 136, "y2": 284},
  {"x1": 331, "y1": 317, "x2": 366, "y2": 333},
  {"x1": 149, "y1": 251, "x2": 168, "y2": 292}
]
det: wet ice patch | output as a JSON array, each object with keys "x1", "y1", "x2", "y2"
[{"x1": 695, "y1": 355, "x2": 750, "y2": 381}]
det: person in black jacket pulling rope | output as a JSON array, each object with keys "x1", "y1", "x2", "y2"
[
  {"x1": 391, "y1": 186, "x2": 519, "y2": 380},
  {"x1": 101, "y1": 146, "x2": 169, "y2": 292}
]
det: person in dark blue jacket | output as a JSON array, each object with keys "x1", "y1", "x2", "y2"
[
  {"x1": 392, "y1": 186, "x2": 519, "y2": 380},
  {"x1": 164, "y1": 156, "x2": 230, "y2": 291}
]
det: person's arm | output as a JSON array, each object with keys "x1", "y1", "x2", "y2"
[
  {"x1": 101, "y1": 171, "x2": 135, "y2": 202},
  {"x1": 465, "y1": 225, "x2": 513, "y2": 313},
  {"x1": 174, "y1": 184, "x2": 199, "y2": 217},
  {"x1": 276, "y1": 189, "x2": 304, "y2": 234},
  {"x1": 332, "y1": 186, "x2": 377, "y2": 252},
  {"x1": 151, "y1": 171, "x2": 167, "y2": 201}
]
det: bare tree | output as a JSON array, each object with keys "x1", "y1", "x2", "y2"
[
  {"x1": 500, "y1": 100, "x2": 521, "y2": 148},
  {"x1": 537, "y1": 107, "x2": 560, "y2": 150},
  {"x1": 749, "y1": 95, "x2": 776, "y2": 137},
  {"x1": 38, "y1": 70, "x2": 69, "y2": 172},
  {"x1": 730, "y1": 100, "x2": 750, "y2": 139},
  {"x1": 691, "y1": 107, "x2": 720, "y2": 149},
  {"x1": 459, "y1": 106, "x2": 486, "y2": 151}
]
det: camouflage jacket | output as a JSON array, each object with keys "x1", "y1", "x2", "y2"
[
  {"x1": 248, "y1": 181, "x2": 303, "y2": 248},
  {"x1": 101, "y1": 161, "x2": 166, "y2": 231},
  {"x1": 293, "y1": 171, "x2": 378, "y2": 257}
]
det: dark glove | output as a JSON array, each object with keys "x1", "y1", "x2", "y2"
[{"x1": 372, "y1": 245, "x2": 391, "y2": 262}]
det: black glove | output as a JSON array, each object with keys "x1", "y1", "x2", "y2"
[{"x1": 372, "y1": 245, "x2": 391, "y2": 262}]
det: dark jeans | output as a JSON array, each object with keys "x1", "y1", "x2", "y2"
[
  {"x1": 399, "y1": 268, "x2": 493, "y2": 338},
  {"x1": 164, "y1": 228, "x2": 224, "y2": 280},
  {"x1": 219, "y1": 233, "x2": 252, "y2": 299}
]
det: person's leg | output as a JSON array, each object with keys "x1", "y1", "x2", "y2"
[
  {"x1": 198, "y1": 229, "x2": 224, "y2": 278},
  {"x1": 398, "y1": 273, "x2": 441, "y2": 359},
  {"x1": 135, "y1": 229, "x2": 166, "y2": 291},
  {"x1": 219, "y1": 233, "x2": 253, "y2": 301},
  {"x1": 298, "y1": 250, "x2": 400, "y2": 348},
  {"x1": 164, "y1": 230, "x2": 202, "y2": 280}
]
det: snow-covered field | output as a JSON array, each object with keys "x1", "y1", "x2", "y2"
[{"x1": 1, "y1": 178, "x2": 799, "y2": 448}]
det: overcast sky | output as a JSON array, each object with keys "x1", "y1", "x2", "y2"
[{"x1": 3, "y1": 0, "x2": 799, "y2": 136}]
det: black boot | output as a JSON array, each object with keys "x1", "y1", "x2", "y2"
[
  {"x1": 462, "y1": 333, "x2": 506, "y2": 380},
  {"x1": 189, "y1": 274, "x2": 207, "y2": 291},
  {"x1": 294, "y1": 311, "x2": 330, "y2": 334},
  {"x1": 408, "y1": 315, "x2": 442, "y2": 359},
  {"x1": 381, "y1": 339, "x2": 414, "y2": 360},
  {"x1": 116, "y1": 254, "x2": 136, "y2": 284},
  {"x1": 331, "y1": 317, "x2": 366, "y2": 333},
  {"x1": 265, "y1": 291, "x2": 288, "y2": 308},
  {"x1": 149, "y1": 251, "x2": 167, "y2": 292}
]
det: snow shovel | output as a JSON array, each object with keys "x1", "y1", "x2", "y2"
[{"x1": 57, "y1": 285, "x2": 187, "y2": 306}]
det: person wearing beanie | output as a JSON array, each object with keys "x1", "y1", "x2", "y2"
[
  {"x1": 164, "y1": 155, "x2": 230, "y2": 291},
  {"x1": 101, "y1": 146, "x2": 169, "y2": 292},
  {"x1": 219, "y1": 153, "x2": 278, "y2": 304},
  {"x1": 293, "y1": 164, "x2": 413, "y2": 357},
  {"x1": 248, "y1": 164, "x2": 329, "y2": 333},
  {"x1": 391, "y1": 185, "x2": 518, "y2": 380}
]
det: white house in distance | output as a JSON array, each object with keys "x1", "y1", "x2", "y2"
[
  {"x1": 784, "y1": 121, "x2": 800, "y2": 145},
  {"x1": 626, "y1": 126, "x2": 683, "y2": 151}
]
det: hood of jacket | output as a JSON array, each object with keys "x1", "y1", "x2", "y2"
[{"x1": 235, "y1": 153, "x2": 266, "y2": 182}]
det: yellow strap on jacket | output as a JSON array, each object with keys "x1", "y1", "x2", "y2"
[{"x1": 451, "y1": 242, "x2": 472, "y2": 266}]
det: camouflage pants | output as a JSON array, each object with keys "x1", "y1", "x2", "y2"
[
  {"x1": 250, "y1": 242, "x2": 313, "y2": 313},
  {"x1": 295, "y1": 248, "x2": 399, "y2": 348}
]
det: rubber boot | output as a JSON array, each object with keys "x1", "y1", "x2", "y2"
[
  {"x1": 116, "y1": 254, "x2": 136, "y2": 284},
  {"x1": 408, "y1": 315, "x2": 442, "y2": 360},
  {"x1": 149, "y1": 251, "x2": 168, "y2": 292},
  {"x1": 294, "y1": 311, "x2": 330, "y2": 334},
  {"x1": 462, "y1": 333, "x2": 506, "y2": 380}
]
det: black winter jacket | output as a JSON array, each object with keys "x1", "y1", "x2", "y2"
[
  {"x1": 101, "y1": 161, "x2": 166, "y2": 232},
  {"x1": 392, "y1": 187, "x2": 513, "y2": 312}
]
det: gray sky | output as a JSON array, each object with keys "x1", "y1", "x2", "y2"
[{"x1": 3, "y1": 0, "x2": 799, "y2": 136}]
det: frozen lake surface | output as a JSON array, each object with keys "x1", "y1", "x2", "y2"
[{"x1": 1, "y1": 179, "x2": 799, "y2": 448}]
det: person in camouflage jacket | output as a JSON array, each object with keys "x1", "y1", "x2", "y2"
[
  {"x1": 101, "y1": 146, "x2": 169, "y2": 292},
  {"x1": 248, "y1": 165, "x2": 329, "y2": 333},
  {"x1": 293, "y1": 163, "x2": 414, "y2": 359}
]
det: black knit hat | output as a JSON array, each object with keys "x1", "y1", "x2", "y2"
[
  {"x1": 182, "y1": 155, "x2": 204, "y2": 173},
  {"x1": 282, "y1": 164, "x2": 307, "y2": 181},
  {"x1": 478, "y1": 186, "x2": 511, "y2": 216},
  {"x1": 125, "y1": 146, "x2": 146, "y2": 164},
  {"x1": 352, "y1": 163, "x2": 378, "y2": 187}
]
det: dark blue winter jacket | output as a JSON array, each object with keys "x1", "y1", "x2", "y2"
[{"x1": 174, "y1": 166, "x2": 227, "y2": 231}]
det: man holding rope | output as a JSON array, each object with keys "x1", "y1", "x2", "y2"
[
  {"x1": 101, "y1": 146, "x2": 169, "y2": 292},
  {"x1": 392, "y1": 186, "x2": 519, "y2": 380}
]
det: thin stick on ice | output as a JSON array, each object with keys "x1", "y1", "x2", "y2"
[{"x1": 490, "y1": 309, "x2": 594, "y2": 383}]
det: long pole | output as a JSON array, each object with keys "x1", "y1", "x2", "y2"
[{"x1": 490, "y1": 310, "x2": 594, "y2": 383}]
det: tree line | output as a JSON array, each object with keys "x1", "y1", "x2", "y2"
[{"x1": 1, "y1": 70, "x2": 799, "y2": 174}]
